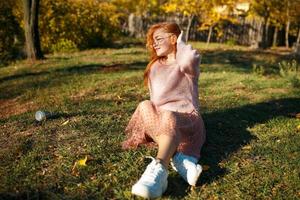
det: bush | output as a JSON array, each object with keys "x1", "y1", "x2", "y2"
[
  {"x1": 226, "y1": 38, "x2": 237, "y2": 46},
  {"x1": 252, "y1": 64, "x2": 266, "y2": 76},
  {"x1": 278, "y1": 59, "x2": 298, "y2": 77},
  {"x1": 278, "y1": 60, "x2": 300, "y2": 88},
  {"x1": 0, "y1": 1, "x2": 24, "y2": 66},
  {"x1": 287, "y1": 76, "x2": 300, "y2": 88},
  {"x1": 39, "y1": 0, "x2": 122, "y2": 53},
  {"x1": 50, "y1": 39, "x2": 78, "y2": 53}
]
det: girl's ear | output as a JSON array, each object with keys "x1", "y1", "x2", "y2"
[{"x1": 170, "y1": 34, "x2": 177, "y2": 45}]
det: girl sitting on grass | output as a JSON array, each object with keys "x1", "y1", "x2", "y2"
[{"x1": 122, "y1": 22, "x2": 206, "y2": 199}]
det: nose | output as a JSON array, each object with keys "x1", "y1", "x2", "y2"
[{"x1": 152, "y1": 42, "x2": 158, "y2": 48}]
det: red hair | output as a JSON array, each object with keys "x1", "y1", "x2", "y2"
[{"x1": 144, "y1": 22, "x2": 181, "y2": 86}]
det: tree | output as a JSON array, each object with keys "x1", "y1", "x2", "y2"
[
  {"x1": 0, "y1": 1, "x2": 24, "y2": 64},
  {"x1": 250, "y1": 0, "x2": 274, "y2": 48},
  {"x1": 287, "y1": 0, "x2": 300, "y2": 49},
  {"x1": 198, "y1": 0, "x2": 237, "y2": 46},
  {"x1": 23, "y1": 0, "x2": 43, "y2": 60},
  {"x1": 163, "y1": 0, "x2": 203, "y2": 41},
  {"x1": 251, "y1": 0, "x2": 300, "y2": 49},
  {"x1": 114, "y1": 0, "x2": 163, "y2": 38},
  {"x1": 39, "y1": 0, "x2": 121, "y2": 52},
  {"x1": 284, "y1": 0, "x2": 290, "y2": 48},
  {"x1": 267, "y1": 0, "x2": 284, "y2": 47}
]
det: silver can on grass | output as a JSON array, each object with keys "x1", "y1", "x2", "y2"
[{"x1": 35, "y1": 110, "x2": 52, "y2": 121}]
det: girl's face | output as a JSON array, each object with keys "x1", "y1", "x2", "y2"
[{"x1": 152, "y1": 28, "x2": 176, "y2": 57}]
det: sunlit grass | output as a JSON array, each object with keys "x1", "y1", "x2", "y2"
[{"x1": 0, "y1": 43, "x2": 299, "y2": 199}]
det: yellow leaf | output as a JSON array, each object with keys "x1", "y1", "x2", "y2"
[
  {"x1": 77, "y1": 156, "x2": 88, "y2": 166},
  {"x1": 242, "y1": 145, "x2": 252, "y2": 150},
  {"x1": 61, "y1": 120, "x2": 70, "y2": 126},
  {"x1": 202, "y1": 165, "x2": 210, "y2": 171},
  {"x1": 297, "y1": 124, "x2": 300, "y2": 131}
]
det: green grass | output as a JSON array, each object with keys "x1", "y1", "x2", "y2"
[{"x1": 0, "y1": 42, "x2": 300, "y2": 199}]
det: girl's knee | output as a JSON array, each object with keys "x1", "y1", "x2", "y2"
[
  {"x1": 161, "y1": 112, "x2": 177, "y2": 125},
  {"x1": 138, "y1": 100, "x2": 153, "y2": 110},
  {"x1": 158, "y1": 133, "x2": 181, "y2": 145}
]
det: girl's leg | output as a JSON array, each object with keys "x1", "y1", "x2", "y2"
[
  {"x1": 129, "y1": 100, "x2": 180, "y2": 167},
  {"x1": 154, "y1": 111, "x2": 181, "y2": 168},
  {"x1": 156, "y1": 134, "x2": 179, "y2": 168},
  {"x1": 130, "y1": 101, "x2": 180, "y2": 198}
]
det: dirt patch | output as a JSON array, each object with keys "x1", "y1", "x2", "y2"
[
  {"x1": 101, "y1": 64, "x2": 130, "y2": 72},
  {"x1": 261, "y1": 88, "x2": 289, "y2": 94},
  {"x1": 0, "y1": 98, "x2": 36, "y2": 119}
]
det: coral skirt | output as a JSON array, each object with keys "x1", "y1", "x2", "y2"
[{"x1": 122, "y1": 100, "x2": 206, "y2": 159}]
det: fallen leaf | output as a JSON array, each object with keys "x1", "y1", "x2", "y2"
[
  {"x1": 90, "y1": 175, "x2": 97, "y2": 180},
  {"x1": 71, "y1": 156, "x2": 88, "y2": 176},
  {"x1": 242, "y1": 145, "x2": 252, "y2": 150},
  {"x1": 77, "y1": 156, "x2": 88, "y2": 166},
  {"x1": 71, "y1": 163, "x2": 79, "y2": 176},
  {"x1": 202, "y1": 165, "x2": 210, "y2": 171},
  {"x1": 61, "y1": 120, "x2": 70, "y2": 126}
]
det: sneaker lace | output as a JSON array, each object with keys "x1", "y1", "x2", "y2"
[{"x1": 142, "y1": 156, "x2": 165, "y2": 182}]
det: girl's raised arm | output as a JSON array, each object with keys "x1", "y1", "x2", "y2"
[{"x1": 176, "y1": 31, "x2": 201, "y2": 76}]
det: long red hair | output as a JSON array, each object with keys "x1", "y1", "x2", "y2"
[{"x1": 144, "y1": 22, "x2": 181, "y2": 86}]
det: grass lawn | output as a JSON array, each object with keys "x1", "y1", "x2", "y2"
[{"x1": 0, "y1": 42, "x2": 300, "y2": 199}]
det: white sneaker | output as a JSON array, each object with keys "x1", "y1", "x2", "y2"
[
  {"x1": 131, "y1": 157, "x2": 168, "y2": 199},
  {"x1": 171, "y1": 153, "x2": 202, "y2": 186}
]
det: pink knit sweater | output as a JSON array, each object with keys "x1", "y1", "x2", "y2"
[{"x1": 148, "y1": 39, "x2": 201, "y2": 114}]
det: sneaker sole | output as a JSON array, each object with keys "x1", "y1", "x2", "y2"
[
  {"x1": 187, "y1": 164, "x2": 202, "y2": 186},
  {"x1": 131, "y1": 181, "x2": 168, "y2": 199}
]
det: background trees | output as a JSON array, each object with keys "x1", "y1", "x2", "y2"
[
  {"x1": 39, "y1": 0, "x2": 121, "y2": 52},
  {"x1": 163, "y1": 0, "x2": 203, "y2": 41},
  {"x1": 1, "y1": 0, "x2": 299, "y2": 65},
  {"x1": 0, "y1": 1, "x2": 24, "y2": 65}
]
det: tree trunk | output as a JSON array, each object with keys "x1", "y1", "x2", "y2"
[
  {"x1": 206, "y1": 25, "x2": 213, "y2": 47},
  {"x1": 23, "y1": 0, "x2": 43, "y2": 60},
  {"x1": 247, "y1": 17, "x2": 263, "y2": 49},
  {"x1": 294, "y1": 28, "x2": 300, "y2": 55},
  {"x1": 285, "y1": 0, "x2": 290, "y2": 48},
  {"x1": 285, "y1": 20, "x2": 290, "y2": 48},
  {"x1": 265, "y1": 19, "x2": 270, "y2": 47},
  {"x1": 260, "y1": 17, "x2": 269, "y2": 49},
  {"x1": 272, "y1": 26, "x2": 278, "y2": 47},
  {"x1": 128, "y1": 13, "x2": 135, "y2": 37},
  {"x1": 296, "y1": 27, "x2": 300, "y2": 45},
  {"x1": 185, "y1": 15, "x2": 194, "y2": 42},
  {"x1": 128, "y1": 13, "x2": 144, "y2": 38}
]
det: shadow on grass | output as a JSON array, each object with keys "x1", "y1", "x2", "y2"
[
  {"x1": 165, "y1": 97, "x2": 300, "y2": 198},
  {"x1": 0, "y1": 61, "x2": 147, "y2": 84},
  {"x1": 199, "y1": 97, "x2": 300, "y2": 185},
  {"x1": 2, "y1": 47, "x2": 299, "y2": 85},
  {"x1": 0, "y1": 61, "x2": 147, "y2": 99},
  {"x1": 201, "y1": 49, "x2": 300, "y2": 73}
]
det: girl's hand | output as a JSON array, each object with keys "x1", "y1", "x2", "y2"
[
  {"x1": 177, "y1": 30, "x2": 186, "y2": 44},
  {"x1": 176, "y1": 31, "x2": 201, "y2": 76}
]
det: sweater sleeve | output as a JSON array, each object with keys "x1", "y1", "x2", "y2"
[
  {"x1": 147, "y1": 77, "x2": 152, "y2": 100},
  {"x1": 175, "y1": 31, "x2": 201, "y2": 76}
]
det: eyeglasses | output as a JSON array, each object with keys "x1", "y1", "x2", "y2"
[{"x1": 151, "y1": 34, "x2": 173, "y2": 47}]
